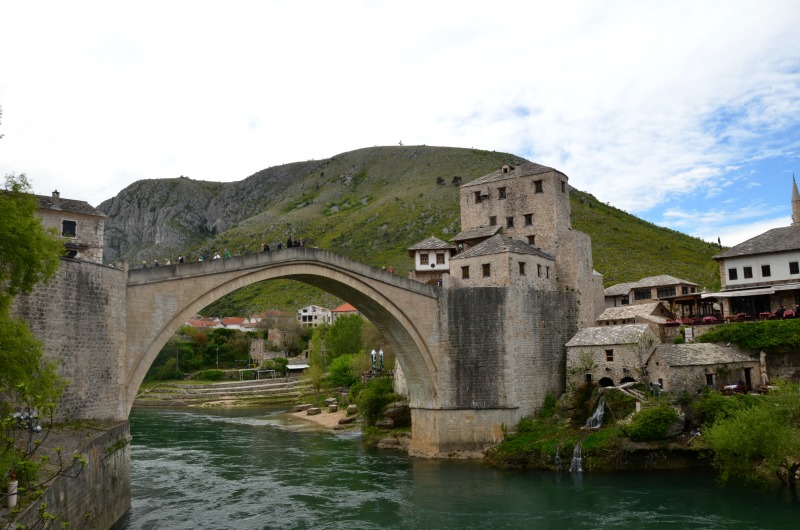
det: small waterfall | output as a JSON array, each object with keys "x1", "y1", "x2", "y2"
[
  {"x1": 585, "y1": 396, "x2": 605, "y2": 429},
  {"x1": 569, "y1": 442, "x2": 583, "y2": 473},
  {"x1": 555, "y1": 444, "x2": 563, "y2": 471}
]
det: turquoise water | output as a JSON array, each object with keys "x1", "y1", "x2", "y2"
[{"x1": 113, "y1": 407, "x2": 798, "y2": 529}]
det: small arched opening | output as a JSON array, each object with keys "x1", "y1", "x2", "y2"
[
  {"x1": 620, "y1": 376, "x2": 636, "y2": 384},
  {"x1": 598, "y1": 377, "x2": 615, "y2": 388}
]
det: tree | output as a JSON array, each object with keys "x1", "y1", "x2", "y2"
[
  {"x1": 325, "y1": 315, "x2": 363, "y2": 360},
  {"x1": 1, "y1": 173, "x2": 71, "y2": 516}
]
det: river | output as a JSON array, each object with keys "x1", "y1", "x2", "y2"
[{"x1": 112, "y1": 407, "x2": 798, "y2": 529}]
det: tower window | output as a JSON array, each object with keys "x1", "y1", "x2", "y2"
[
  {"x1": 537, "y1": 264, "x2": 541, "y2": 277},
  {"x1": 474, "y1": 191, "x2": 483, "y2": 204},
  {"x1": 498, "y1": 187, "x2": 506, "y2": 199},
  {"x1": 61, "y1": 220, "x2": 77, "y2": 237},
  {"x1": 482, "y1": 263, "x2": 491, "y2": 277},
  {"x1": 519, "y1": 262, "x2": 526, "y2": 276},
  {"x1": 534, "y1": 180, "x2": 543, "y2": 193},
  {"x1": 527, "y1": 235, "x2": 535, "y2": 245},
  {"x1": 506, "y1": 216, "x2": 514, "y2": 228},
  {"x1": 524, "y1": 213, "x2": 533, "y2": 226},
  {"x1": 489, "y1": 216, "x2": 497, "y2": 226},
  {"x1": 561, "y1": 181, "x2": 566, "y2": 193},
  {"x1": 461, "y1": 266, "x2": 469, "y2": 279}
]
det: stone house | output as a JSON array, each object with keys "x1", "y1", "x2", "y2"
[
  {"x1": 603, "y1": 274, "x2": 709, "y2": 318},
  {"x1": 566, "y1": 324, "x2": 658, "y2": 388},
  {"x1": 409, "y1": 162, "x2": 604, "y2": 327},
  {"x1": 646, "y1": 343, "x2": 761, "y2": 394},
  {"x1": 35, "y1": 190, "x2": 106, "y2": 264},
  {"x1": 407, "y1": 236, "x2": 457, "y2": 285},
  {"x1": 449, "y1": 235, "x2": 556, "y2": 289},
  {"x1": 704, "y1": 179, "x2": 800, "y2": 318},
  {"x1": 595, "y1": 301, "x2": 674, "y2": 341}
]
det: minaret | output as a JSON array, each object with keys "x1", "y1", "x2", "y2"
[{"x1": 793, "y1": 175, "x2": 800, "y2": 226}]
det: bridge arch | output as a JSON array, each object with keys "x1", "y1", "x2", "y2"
[{"x1": 125, "y1": 248, "x2": 440, "y2": 415}]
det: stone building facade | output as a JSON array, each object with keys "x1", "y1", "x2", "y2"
[
  {"x1": 35, "y1": 190, "x2": 106, "y2": 264},
  {"x1": 408, "y1": 236, "x2": 457, "y2": 285},
  {"x1": 705, "y1": 179, "x2": 800, "y2": 317},
  {"x1": 11, "y1": 259, "x2": 128, "y2": 421},
  {"x1": 449, "y1": 235, "x2": 556, "y2": 289},
  {"x1": 566, "y1": 324, "x2": 658, "y2": 389},
  {"x1": 646, "y1": 343, "x2": 761, "y2": 393},
  {"x1": 450, "y1": 162, "x2": 604, "y2": 327}
]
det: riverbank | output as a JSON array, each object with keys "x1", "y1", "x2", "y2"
[{"x1": 290, "y1": 408, "x2": 350, "y2": 429}]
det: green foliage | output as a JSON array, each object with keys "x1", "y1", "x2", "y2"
[
  {"x1": 601, "y1": 390, "x2": 638, "y2": 423},
  {"x1": 194, "y1": 369, "x2": 224, "y2": 381},
  {"x1": 703, "y1": 380, "x2": 800, "y2": 485},
  {"x1": 696, "y1": 319, "x2": 800, "y2": 352},
  {"x1": 538, "y1": 392, "x2": 556, "y2": 419},
  {"x1": 691, "y1": 388, "x2": 752, "y2": 427},
  {"x1": 622, "y1": 404, "x2": 679, "y2": 441},
  {"x1": 0, "y1": 174, "x2": 64, "y2": 298},
  {"x1": 327, "y1": 354, "x2": 360, "y2": 387},
  {"x1": 355, "y1": 377, "x2": 395, "y2": 426},
  {"x1": 325, "y1": 315, "x2": 363, "y2": 360},
  {"x1": 0, "y1": 174, "x2": 68, "y2": 523}
]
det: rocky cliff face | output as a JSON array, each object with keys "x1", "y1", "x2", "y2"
[{"x1": 98, "y1": 161, "x2": 325, "y2": 263}]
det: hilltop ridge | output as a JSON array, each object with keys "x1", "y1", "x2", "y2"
[{"x1": 98, "y1": 145, "x2": 721, "y2": 314}]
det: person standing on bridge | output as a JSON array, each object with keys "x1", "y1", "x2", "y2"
[
  {"x1": 262, "y1": 243, "x2": 270, "y2": 252},
  {"x1": 178, "y1": 255, "x2": 185, "y2": 264},
  {"x1": 276, "y1": 242, "x2": 283, "y2": 250}
]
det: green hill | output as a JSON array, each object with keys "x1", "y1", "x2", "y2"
[{"x1": 100, "y1": 146, "x2": 721, "y2": 315}]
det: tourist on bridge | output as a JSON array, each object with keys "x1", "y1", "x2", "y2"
[
  {"x1": 223, "y1": 249, "x2": 231, "y2": 258},
  {"x1": 213, "y1": 252, "x2": 221, "y2": 260},
  {"x1": 178, "y1": 255, "x2": 185, "y2": 264},
  {"x1": 262, "y1": 243, "x2": 270, "y2": 252},
  {"x1": 276, "y1": 242, "x2": 283, "y2": 250}
]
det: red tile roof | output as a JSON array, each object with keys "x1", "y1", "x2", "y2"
[{"x1": 332, "y1": 303, "x2": 358, "y2": 313}]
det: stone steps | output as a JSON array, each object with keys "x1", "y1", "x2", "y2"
[{"x1": 135, "y1": 378, "x2": 309, "y2": 406}]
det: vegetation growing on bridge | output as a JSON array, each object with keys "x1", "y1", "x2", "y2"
[{"x1": 1, "y1": 173, "x2": 82, "y2": 524}]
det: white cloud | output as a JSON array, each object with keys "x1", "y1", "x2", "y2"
[{"x1": 0, "y1": 0, "x2": 798, "y2": 254}]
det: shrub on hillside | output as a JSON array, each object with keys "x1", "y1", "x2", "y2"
[
  {"x1": 194, "y1": 369, "x2": 224, "y2": 381},
  {"x1": 622, "y1": 404, "x2": 679, "y2": 441}
]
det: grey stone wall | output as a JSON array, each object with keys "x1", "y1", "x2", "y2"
[
  {"x1": 11, "y1": 259, "x2": 128, "y2": 421},
  {"x1": 15, "y1": 422, "x2": 131, "y2": 530},
  {"x1": 437, "y1": 286, "x2": 578, "y2": 417}
]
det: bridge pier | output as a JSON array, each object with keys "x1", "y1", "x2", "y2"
[{"x1": 409, "y1": 407, "x2": 519, "y2": 457}]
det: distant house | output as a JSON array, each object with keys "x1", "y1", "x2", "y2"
[
  {"x1": 646, "y1": 343, "x2": 761, "y2": 393},
  {"x1": 220, "y1": 317, "x2": 247, "y2": 331},
  {"x1": 34, "y1": 190, "x2": 106, "y2": 264},
  {"x1": 407, "y1": 236, "x2": 457, "y2": 285},
  {"x1": 566, "y1": 324, "x2": 658, "y2": 388},
  {"x1": 595, "y1": 301, "x2": 673, "y2": 327},
  {"x1": 595, "y1": 301, "x2": 675, "y2": 341},
  {"x1": 296, "y1": 305, "x2": 332, "y2": 327},
  {"x1": 703, "y1": 179, "x2": 800, "y2": 318},
  {"x1": 331, "y1": 302, "x2": 359, "y2": 323},
  {"x1": 185, "y1": 317, "x2": 221, "y2": 329},
  {"x1": 603, "y1": 274, "x2": 711, "y2": 319}
]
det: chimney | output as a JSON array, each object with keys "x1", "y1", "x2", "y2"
[{"x1": 52, "y1": 190, "x2": 61, "y2": 209}]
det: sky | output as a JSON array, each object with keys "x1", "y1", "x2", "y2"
[{"x1": 1, "y1": 0, "x2": 799, "y2": 247}]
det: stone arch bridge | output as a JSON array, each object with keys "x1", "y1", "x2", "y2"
[
  {"x1": 124, "y1": 247, "x2": 577, "y2": 456},
  {"x1": 126, "y1": 248, "x2": 439, "y2": 416}
]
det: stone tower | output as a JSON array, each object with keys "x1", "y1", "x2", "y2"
[{"x1": 792, "y1": 175, "x2": 800, "y2": 226}]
